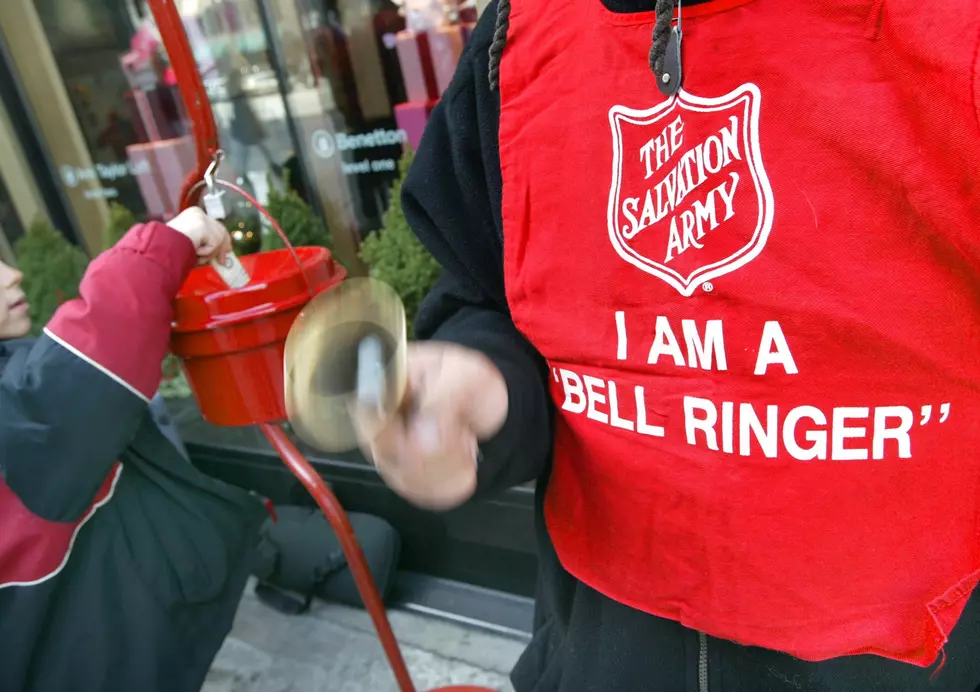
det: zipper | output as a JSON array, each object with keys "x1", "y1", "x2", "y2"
[{"x1": 698, "y1": 631, "x2": 708, "y2": 692}]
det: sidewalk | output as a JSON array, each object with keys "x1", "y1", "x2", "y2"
[{"x1": 203, "y1": 580, "x2": 524, "y2": 692}]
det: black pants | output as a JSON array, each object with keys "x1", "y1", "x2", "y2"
[
  {"x1": 513, "y1": 481, "x2": 980, "y2": 692},
  {"x1": 716, "y1": 588, "x2": 980, "y2": 692}
]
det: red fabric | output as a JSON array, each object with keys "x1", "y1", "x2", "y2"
[
  {"x1": 0, "y1": 464, "x2": 121, "y2": 588},
  {"x1": 498, "y1": 0, "x2": 980, "y2": 667},
  {"x1": 264, "y1": 498, "x2": 278, "y2": 523},
  {"x1": 47, "y1": 223, "x2": 196, "y2": 400}
]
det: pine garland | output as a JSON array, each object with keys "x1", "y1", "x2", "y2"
[
  {"x1": 261, "y1": 171, "x2": 336, "y2": 255},
  {"x1": 103, "y1": 202, "x2": 137, "y2": 252},
  {"x1": 14, "y1": 218, "x2": 89, "y2": 336},
  {"x1": 359, "y1": 149, "x2": 441, "y2": 339}
]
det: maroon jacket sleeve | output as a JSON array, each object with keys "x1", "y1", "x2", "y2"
[
  {"x1": 1, "y1": 222, "x2": 195, "y2": 538},
  {"x1": 45, "y1": 222, "x2": 197, "y2": 401}
]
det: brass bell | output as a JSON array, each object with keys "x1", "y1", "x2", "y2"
[{"x1": 283, "y1": 278, "x2": 408, "y2": 453}]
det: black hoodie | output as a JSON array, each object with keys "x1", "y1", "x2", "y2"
[{"x1": 403, "y1": 2, "x2": 980, "y2": 690}]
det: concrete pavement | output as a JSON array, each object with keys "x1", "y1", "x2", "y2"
[{"x1": 203, "y1": 580, "x2": 523, "y2": 692}]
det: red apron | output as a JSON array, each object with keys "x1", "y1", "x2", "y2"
[{"x1": 498, "y1": 0, "x2": 980, "y2": 666}]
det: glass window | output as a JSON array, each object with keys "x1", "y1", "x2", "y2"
[
  {"x1": 9, "y1": 0, "x2": 479, "y2": 262},
  {"x1": 0, "y1": 172, "x2": 26, "y2": 256}
]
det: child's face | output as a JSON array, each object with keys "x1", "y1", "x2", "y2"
[{"x1": 0, "y1": 260, "x2": 31, "y2": 340}]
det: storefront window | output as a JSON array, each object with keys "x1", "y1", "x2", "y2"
[
  {"x1": 0, "y1": 172, "x2": 25, "y2": 254},
  {"x1": 6, "y1": 0, "x2": 476, "y2": 268}
]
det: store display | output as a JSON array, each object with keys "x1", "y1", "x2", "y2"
[
  {"x1": 120, "y1": 20, "x2": 188, "y2": 144},
  {"x1": 126, "y1": 136, "x2": 196, "y2": 219},
  {"x1": 31, "y1": 0, "x2": 482, "y2": 254},
  {"x1": 402, "y1": 0, "x2": 446, "y2": 32},
  {"x1": 312, "y1": 11, "x2": 363, "y2": 123},
  {"x1": 427, "y1": 24, "x2": 464, "y2": 96},
  {"x1": 122, "y1": 85, "x2": 185, "y2": 143},
  {"x1": 127, "y1": 133, "x2": 241, "y2": 221},
  {"x1": 394, "y1": 99, "x2": 435, "y2": 150},
  {"x1": 388, "y1": 0, "x2": 473, "y2": 136},
  {"x1": 394, "y1": 30, "x2": 438, "y2": 103},
  {"x1": 456, "y1": 0, "x2": 479, "y2": 23},
  {"x1": 121, "y1": 52, "x2": 165, "y2": 142}
]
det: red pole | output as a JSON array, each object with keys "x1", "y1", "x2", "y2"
[
  {"x1": 259, "y1": 423, "x2": 417, "y2": 692},
  {"x1": 145, "y1": 0, "x2": 220, "y2": 208}
]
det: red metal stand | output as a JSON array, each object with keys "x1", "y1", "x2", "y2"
[
  {"x1": 146, "y1": 2, "x2": 499, "y2": 691},
  {"x1": 260, "y1": 423, "x2": 417, "y2": 692},
  {"x1": 147, "y1": 0, "x2": 219, "y2": 208}
]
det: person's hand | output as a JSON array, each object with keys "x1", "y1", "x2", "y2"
[
  {"x1": 352, "y1": 341, "x2": 508, "y2": 510},
  {"x1": 167, "y1": 207, "x2": 232, "y2": 265}
]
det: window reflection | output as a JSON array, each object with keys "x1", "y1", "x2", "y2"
[{"x1": 18, "y1": 0, "x2": 477, "y2": 264}]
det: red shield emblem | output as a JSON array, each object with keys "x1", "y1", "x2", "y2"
[{"x1": 607, "y1": 84, "x2": 773, "y2": 296}]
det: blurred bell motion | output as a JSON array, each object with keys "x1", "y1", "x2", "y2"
[{"x1": 284, "y1": 278, "x2": 408, "y2": 453}]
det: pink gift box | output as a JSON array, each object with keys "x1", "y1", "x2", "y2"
[
  {"x1": 126, "y1": 137, "x2": 196, "y2": 219},
  {"x1": 121, "y1": 53, "x2": 163, "y2": 142},
  {"x1": 395, "y1": 100, "x2": 437, "y2": 151},
  {"x1": 395, "y1": 30, "x2": 439, "y2": 102},
  {"x1": 127, "y1": 137, "x2": 242, "y2": 220},
  {"x1": 428, "y1": 26, "x2": 464, "y2": 96}
]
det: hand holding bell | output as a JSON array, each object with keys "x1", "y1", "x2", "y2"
[
  {"x1": 355, "y1": 340, "x2": 507, "y2": 510},
  {"x1": 283, "y1": 278, "x2": 508, "y2": 510}
]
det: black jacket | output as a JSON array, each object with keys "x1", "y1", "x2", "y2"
[
  {"x1": 403, "y1": 3, "x2": 980, "y2": 691},
  {"x1": 0, "y1": 224, "x2": 266, "y2": 692}
]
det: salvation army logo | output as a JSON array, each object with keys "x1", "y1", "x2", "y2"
[{"x1": 607, "y1": 83, "x2": 774, "y2": 296}]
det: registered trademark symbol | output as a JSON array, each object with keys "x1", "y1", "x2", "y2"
[{"x1": 702, "y1": 282, "x2": 714, "y2": 292}]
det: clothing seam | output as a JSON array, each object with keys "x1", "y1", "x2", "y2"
[
  {"x1": 0, "y1": 464, "x2": 123, "y2": 590},
  {"x1": 863, "y1": 0, "x2": 885, "y2": 40},
  {"x1": 971, "y1": 12, "x2": 980, "y2": 138},
  {"x1": 929, "y1": 573, "x2": 980, "y2": 614},
  {"x1": 495, "y1": 1, "x2": 528, "y2": 331},
  {"x1": 106, "y1": 238, "x2": 191, "y2": 288},
  {"x1": 42, "y1": 327, "x2": 151, "y2": 403},
  {"x1": 137, "y1": 222, "x2": 196, "y2": 277}
]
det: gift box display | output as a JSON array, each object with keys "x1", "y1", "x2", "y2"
[
  {"x1": 428, "y1": 25, "x2": 464, "y2": 96},
  {"x1": 391, "y1": 1, "x2": 476, "y2": 139},
  {"x1": 395, "y1": 30, "x2": 439, "y2": 103},
  {"x1": 394, "y1": 100, "x2": 437, "y2": 150},
  {"x1": 121, "y1": 52, "x2": 166, "y2": 142},
  {"x1": 120, "y1": 30, "x2": 188, "y2": 145},
  {"x1": 126, "y1": 136, "x2": 196, "y2": 220},
  {"x1": 125, "y1": 137, "x2": 240, "y2": 220}
]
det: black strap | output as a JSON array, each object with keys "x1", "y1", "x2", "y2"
[
  {"x1": 251, "y1": 507, "x2": 348, "y2": 615},
  {"x1": 254, "y1": 579, "x2": 314, "y2": 615}
]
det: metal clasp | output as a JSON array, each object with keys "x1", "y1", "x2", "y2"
[
  {"x1": 658, "y1": 0, "x2": 684, "y2": 97},
  {"x1": 203, "y1": 149, "x2": 225, "y2": 194}
]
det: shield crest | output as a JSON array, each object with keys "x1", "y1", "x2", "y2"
[{"x1": 607, "y1": 83, "x2": 774, "y2": 296}]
